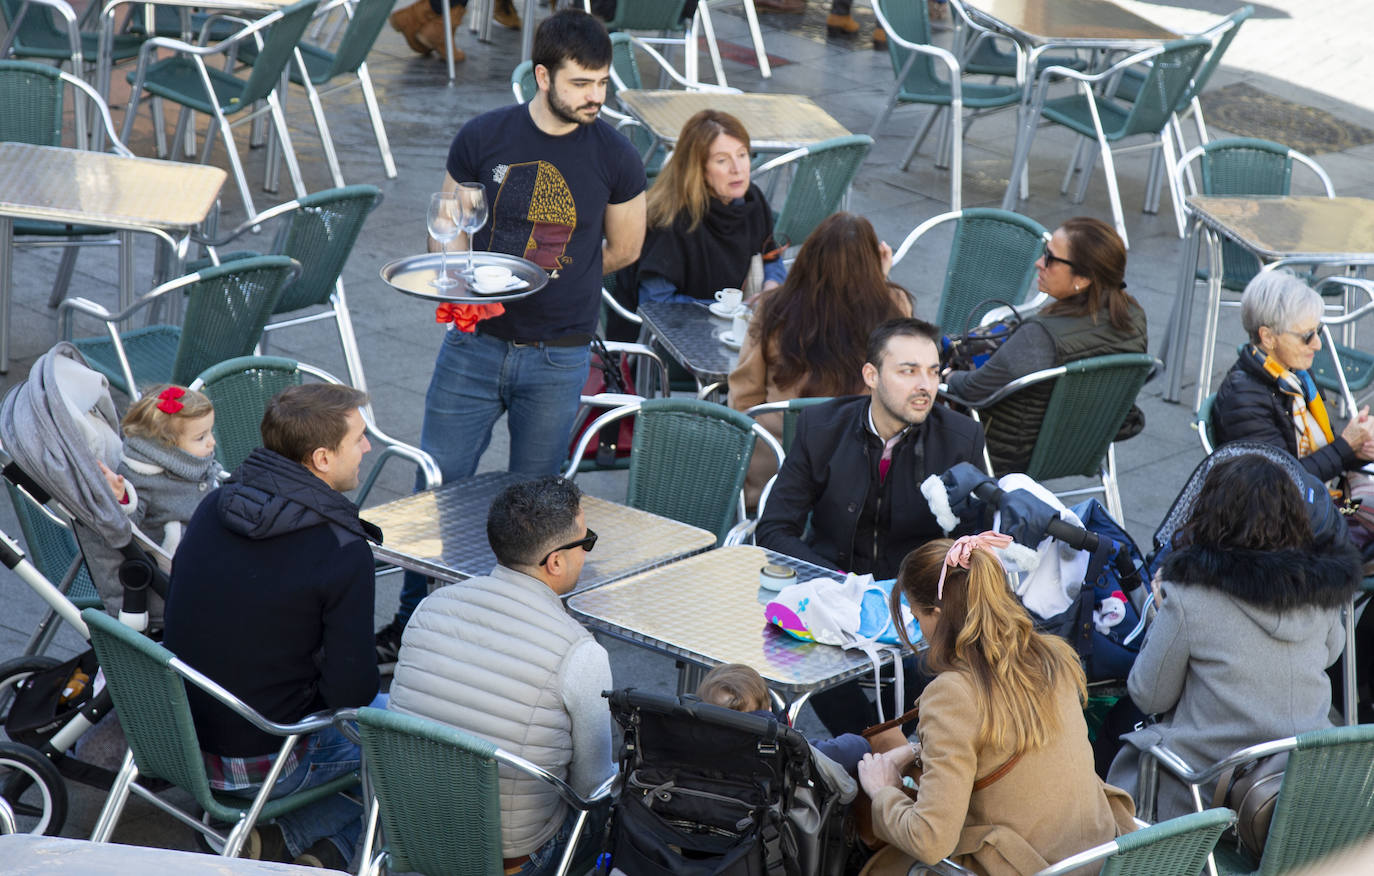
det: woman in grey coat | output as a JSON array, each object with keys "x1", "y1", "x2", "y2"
[{"x1": 1106, "y1": 454, "x2": 1360, "y2": 820}]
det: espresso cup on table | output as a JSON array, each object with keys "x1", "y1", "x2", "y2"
[
  {"x1": 731, "y1": 311, "x2": 750, "y2": 344},
  {"x1": 715, "y1": 287, "x2": 744, "y2": 312}
]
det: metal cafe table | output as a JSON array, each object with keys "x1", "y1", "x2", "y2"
[
  {"x1": 567, "y1": 545, "x2": 902, "y2": 723},
  {"x1": 616, "y1": 90, "x2": 852, "y2": 155},
  {"x1": 364, "y1": 471, "x2": 717, "y2": 594},
  {"x1": 637, "y1": 301, "x2": 740, "y2": 395},
  {"x1": 959, "y1": 0, "x2": 1181, "y2": 211},
  {"x1": 0, "y1": 142, "x2": 225, "y2": 372},
  {"x1": 1162, "y1": 195, "x2": 1374, "y2": 407}
]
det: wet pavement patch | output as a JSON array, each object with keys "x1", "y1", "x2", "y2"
[{"x1": 1201, "y1": 82, "x2": 1374, "y2": 155}]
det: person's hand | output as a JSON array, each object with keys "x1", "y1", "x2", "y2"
[
  {"x1": 98, "y1": 460, "x2": 127, "y2": 503},
  {"x1": 1341, "y1": 406, "x2": 1372, "y2": 453},
  {"x1": 858, "y1": 750, "x2": 903, "y2": 798},
  {"x1": 879, "y1": 240, "x2": 894, "y2": 278}
]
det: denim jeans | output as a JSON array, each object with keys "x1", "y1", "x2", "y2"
[
  {"x1": 226, "y1": 693, "x2": 387, "y2": 867},
  {"x1": 512, "y1": 803, "x2": 609, "y2": 876},
  {"x1": 393, "y1": 329, "x2": 590, "y2": 626}
]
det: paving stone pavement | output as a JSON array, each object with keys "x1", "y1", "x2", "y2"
[{"x1": 1, "y1": 0, "x2": 1371, "y2": 852}]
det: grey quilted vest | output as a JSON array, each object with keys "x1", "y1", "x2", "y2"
[{"x1": 388, "y1": 565, "x2": 594, "y2": 856}]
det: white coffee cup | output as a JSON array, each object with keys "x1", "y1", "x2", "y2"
[
  {"x1": 715, "y1": 287, "x2": 744, "y2": 311},
  {"x1": 731, "y1": 311, "x2": 750, "y2": 344},
  {"x1": 473, "y1": 265, "x2": 513, "y2": 292}
]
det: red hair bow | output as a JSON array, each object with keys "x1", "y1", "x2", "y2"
[
  {"x1": 435, "y1": 301, "x2": 505, "y2": 332},
  {"x1": 156, "y1": 386, "x2": 186, "y2": 414}
]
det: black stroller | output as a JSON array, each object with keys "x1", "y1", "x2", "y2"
[
  {"x1": 0, "y1": 343, "x2": 173, "y2": 835},
  {"x1": 602, "y1": 688, "x2": 853, "y2": 876}
]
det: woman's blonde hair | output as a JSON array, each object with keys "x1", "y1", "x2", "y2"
[
  {"x1": 697, "y1": 663, "x2": 769, "y2": 712},
  {"x1": 892, "y1": 539, "x2": 1085, "y2": 755},
  {"x1": 121, "y1": 384, "x2": 214, "y2": 448},
  {"x1": 646, "y1": 109, "x2": 751, "y2": 231}
]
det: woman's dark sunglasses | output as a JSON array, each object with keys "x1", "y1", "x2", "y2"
[
  {"x1": 539, "y1": 528, "x2": 598, "y2": 566},
  {"x1": 1042, "y1": 248, "x2": 1077, "y2": 271}
]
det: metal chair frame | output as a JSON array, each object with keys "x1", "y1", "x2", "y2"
[
  {"x1": 121, "y1": 0, "x2": 320, "y2": 221},
  {"x1": 1312, "y1": 277, "x2": 1374, "y2": 414},
  {"x1": 871, "y1": 0, "x2": 1024, "y2": 212},
  {"x1": 1170, "y1": 139, "x2": 1335, "y2": 409},
  {"x1": 348, "y1": 706, "x2": 615, "y2": 876},
  {"x1": 890, "y1": 207, "x2": 1049, "y2": 333},
  {"x1": 82, "y1": 608, "x2": 359, "y2": 858},
  {"x1": 1006, "y1": 38, "x2": 1211, "y2": 249},
  {"x1": 940, "y1": 353, "x2": 1160, "y2": 521},
  {"x1": 564, "y1": 397, "x2": 785, "y2": 546},
  {"x1": 188, "y1": 354, "x2": 441, "y2": 503},
  {"x1": 58, "y1": 255, "x2": 302, "y2": 399}
]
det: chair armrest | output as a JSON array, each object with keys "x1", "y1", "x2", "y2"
[
  {"x1": 602, "y1": 341, "x2": 670, "y2": 398},
  {"x1": 193, "y1": 195, "x2": 303, "y2": 249},
  {"x1": 1145, "y1": 737, "x2": 1298, "y2": 789},
  {"x1": 724, "y1": 517, "x2": 756, "y2": 546},
  {"x1": 891, "y1": 210, "x2": 962, "y2": 267},
  {"x1": 939, "y1": 364, "x2": 1068, "y2": 410},
  {"x1": 1316, "y1": 277, "x2": 1374, "y2": 326},
  {"x1": 564, "y1": 402, "x2": 641, "y2": 478},
  {"x1": 601, "y1": 287, "x2": 642, "y2": 325},
  {"x1": 166, "y1": 652, "x2": 347, "y2": 737}
]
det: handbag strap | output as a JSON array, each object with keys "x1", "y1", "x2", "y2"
[{"x1": 973, "y1": 752, "x2": 1023, "y2": 792}]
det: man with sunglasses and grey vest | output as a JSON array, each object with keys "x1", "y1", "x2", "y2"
[{"x1": 388, "y1": 476, "x2": 613, "y2": 876}]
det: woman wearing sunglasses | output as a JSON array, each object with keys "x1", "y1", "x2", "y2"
[
  {"x1": 1213, "y1": 269, "x2": 1374, "y2": 481},
  {"x1": 943, "y1": 216, "x2": 1147, "y2": 474}
]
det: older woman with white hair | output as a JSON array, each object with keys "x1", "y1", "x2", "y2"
[{"x1": 1212, "y1": 269, "x2": 1374, "y2": 480}]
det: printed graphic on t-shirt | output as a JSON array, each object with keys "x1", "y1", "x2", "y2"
[{"x1": 490, "y1": 160, "x2": 577, "y2": 271}]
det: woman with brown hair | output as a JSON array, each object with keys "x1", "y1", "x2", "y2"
[
  {"x1": 944, "y1": 216, "x2": 1147, "y2": 473},
  {"x1": 727, "y1": 211, "x2": 911, "y2": 507},
  {"x1": 628, "y1": 109, "x2": 787, "y2": 305},
  {"x1": 857, "y1": 534, "x2": 1135, "y2": 876}
]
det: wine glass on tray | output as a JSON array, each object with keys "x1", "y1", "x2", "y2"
[
  {"x1": 456, "y1": 182, "x2": 489, "y2": 279},
  {"x1": 427, "y1": 191, "x2": 461, "y2": 289}
]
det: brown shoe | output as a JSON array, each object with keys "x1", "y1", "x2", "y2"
[
  {"x1": 390, "y1": 0, "x2": 439, "y2": 54},
  {"x1": 754, "y1": 0, "x2": 805, "y2": 12},
  {"x1": 826, "y1": 13, "x2": 859, "y2": 34},
  {"x1": 873, "y1": 26, "x2": 887, "y2": 49},
  {"x1": 493, "y1": 0, "x2": 521, "y2": 29},
  {"x1": 417, "y1": 8, "x2": 466, "y2": 60}
]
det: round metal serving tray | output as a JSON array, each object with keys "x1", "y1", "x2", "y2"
[{"x1": 379, "y1": 251, "x2": 549, "y2": 304}]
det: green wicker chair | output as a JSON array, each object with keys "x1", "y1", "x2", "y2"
[
  {"x1": 352, "y1": 706, "x2": 613, "y2": 876},
  {"x1": 1033, "y1": 809, "x2": 1236, "y2": 876},
  {"x1": 59, "y1": 255, "x2": 300, "y2": 399},
  {"x1": 0, "y1": 0, "x2": 145, "y2": 72},
  {"x1": 121, "y1": 0, "x2": 320, "y2": 220},
  {"x1": 752, "y1": 134, "x2": 874, "y2": 257},
  {"x1": 870, "y1": 0, "x2": 1022, "y2": 211},
  {"x1": 745, "y1": 397, "x2": 832, "y2": 455},
  {"x1": 942, "y1": 353, "x2": 1158, "y2": 522},
  {"x1": 81, "y1": 608, "x2": 360, "y2": 857},
  {"x1": 241, "y1": 0, "x2": 395, "y2": 188},
  {"x1": 564, "y1": 397, "x2": 784, "y2": 545},
  {"x1": 1311, "y1": 278, "x2": 1374, "y2": 413},
  {"x1": 192, "y1": 185, "x2": 382, "y2": 394},
  {"x1": 0, "y1": 60, "x2": 138, "y2": 309},
  {"x1": 3, "y1": 480, "x2": 102, "y2": 659},
  {"x1": 1174, "y1": 139, "x2": 1334, "y2": 407},
  {"x1": 1009, "y1": 38, "x2": 1211, "y2": 249},
  {"x1": 510, "y1": 59, "x2": 536, "y2": 102},
  {"x1": 189, "y1": 355, "x2": 440, "y2": 501},
  {"x1": 1140, "y1": 725, "x2": 1374, "y2": 874},
  {"x1": 890, "y1": 208, "x2": 1049, "y2": 333}
]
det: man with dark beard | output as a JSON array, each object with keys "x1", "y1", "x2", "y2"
[
  {"x1": 757, "y1": 317, "x2": 986, "y2": 736},
  {"x1": 377, "y1": 9, "x2": 646, "y2": 664},
  {"x1": 758, "y1": 317, "x2": 986, "y2": 579}
]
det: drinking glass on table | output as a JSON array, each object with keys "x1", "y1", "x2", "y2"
[
  {"x1": 427, "y1": 191, "x2": 460, "y2": 288},
  {"x1": 456, "y1": 182, "x2": 488, "y2": 278}
]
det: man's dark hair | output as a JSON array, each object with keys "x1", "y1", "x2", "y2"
[
  {"x1": 260, "y1": 383, "x2": 369, "y2": 466},
  {"x1": 487, "y1": 475, "x2": 584, "y2": 568},
  {"x1": 866, "y1": 317, "x2": 942, "y2": 367},
  {"x1": 532, "y1": 9, "x2": 611, "y2": 78}
]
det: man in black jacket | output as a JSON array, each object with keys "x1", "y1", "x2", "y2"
[
  {"x1": 758, "y1": 317, "x2": 986, "y2": 580},
  {"x1": 164, "y1": 384, "x2": 380, "y2": 869}
]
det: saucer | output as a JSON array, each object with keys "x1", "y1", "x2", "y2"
[
  {"x1": 718, "y1": 330, "x2": 743, "y2": 351},
  {"x1": 472, "y1": 277, "x2": 528, "y2": 295},
  {"x1": 708, "y1": 301, "x2": 744, "y2": 319}
]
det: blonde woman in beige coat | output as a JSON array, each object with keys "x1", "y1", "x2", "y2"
[{"x1": 857, "y1": 535, "x2": 1136, "y2": 876}]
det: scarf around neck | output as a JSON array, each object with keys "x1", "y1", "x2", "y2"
[{"x1": 1245, "y1": 343, "x2": 1333, "y2": 457}]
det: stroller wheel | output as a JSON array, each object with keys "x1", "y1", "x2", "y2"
[
  {"x1": 0, "y1": 742, "x2": 67, "y2": 835},
  {"x1": 0, "y1": 655, "x2": 63, "y2": 724}
]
